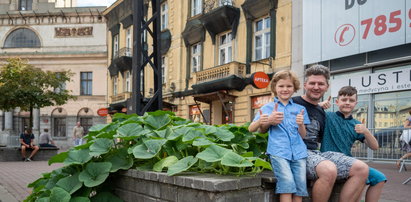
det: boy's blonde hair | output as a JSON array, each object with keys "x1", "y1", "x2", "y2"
[{"x1": 270, "y1": 70, "x2": 300, "y2": 96}]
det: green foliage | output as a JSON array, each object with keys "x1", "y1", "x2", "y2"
[
  {"x1": 0, "y1": 58, "x2": 74, "y2": 128},
  {"x1": 25, "y1": 111, "x2": 269, "y2": 201}
]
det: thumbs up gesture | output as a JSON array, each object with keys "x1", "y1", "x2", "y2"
[
  {"x1": 355, "y1": 118, "x2": 367, "y2": 134},
  {"x1": 268, "y1": 103, "x2": 284, "y2": 125},
  {"x1": 296, "y1": 109, "x2": 305, "y2": 126},
  {"x1": 319, "y1": 96, "x2": 332, "y2": 109},
  {"x1": 259, "y1": 109, "x2": 270, "y2": 127}
]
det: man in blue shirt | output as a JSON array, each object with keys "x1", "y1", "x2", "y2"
[{"x1": 20, "y1": 129, "x2": 39, "y2": 161}]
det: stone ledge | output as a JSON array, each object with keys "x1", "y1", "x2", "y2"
[{"x1": 0, "y1": 146, "x2": 59, "y2": 162}]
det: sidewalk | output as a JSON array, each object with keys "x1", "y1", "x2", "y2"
[{"x1": 0, "y1": 161, "x2": 409, "y2": 202}]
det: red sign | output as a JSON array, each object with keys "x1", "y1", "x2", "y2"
[
  {"x1": 97, "y1": 108, "x2": 109, "y2": 117},
  {"x1": 251, "y1": 72, "x2": 270, "y2": 89}
]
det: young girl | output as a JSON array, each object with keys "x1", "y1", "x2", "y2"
[{"x1": 249, "y1": 70, "x2": 310, "y2": 202}]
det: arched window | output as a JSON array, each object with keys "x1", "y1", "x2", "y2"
[
  {"x1": 4, "y1": 28, "x2": 40, "y2": 48},
  {"x1": 77, "y1": 108, "x2": 93, "y2": 135},
  {"x1": 51, "y1": 107, "x2": 67, "y2": 137}
]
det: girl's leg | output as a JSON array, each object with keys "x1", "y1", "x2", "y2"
[
  {"x1": 292, "y1": 195, "x2": 302, "y2": 202},
  {"x1": 280, "y1": 193, "x2": 292, "y2": 202}
]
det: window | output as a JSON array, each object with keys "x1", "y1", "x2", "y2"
[
  {"x1": 80, "y1": 72, "x2": 92, "y2": 95},
  {"x1": 219, "y1": 32, "x2": 232, "y2": 65},
  {"x1": 113, "y1": 34, "x2": 119, "y2": 58},
  {"x1": 19, "y1": 0, "x2": 32, "y2": 11},
  {"x1": 54, "y1": 72, "x2": 66, "y2": 93},
  {"x1": 53, "y1": 117, "x2": 66, "y2": 137},
  {"x1": 113, "y1": 76, "x2": 118, "y2": 95},
  {"x1": 219, "y1": 0, "x2": 232, "y2": 6},
  {"x1": 191, "y1": 0, "x2": 202, "y2": 16},
  {"x1": 191, "y1": 43, "x2": 202, "y2": 73},
  {"x1": 4, "y1": 28, "x2": 40, "y2": 48},
  {"x1": 161, "y1": 2, "x2": 168, "y2": 30},
  {"x1": 161, "y1": 57, "x2": 166, "y2": 84},
  {"x1": 254, "y1": 16, "x2": 271, "y2": 60},
  {"x1": 124, "y1": 71, "x2": 131, "y2": 92},
  {"x1": 126, "y1": 28, "x2": 132, "y2": 56}
]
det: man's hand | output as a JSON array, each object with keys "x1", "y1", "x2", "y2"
[
  {"x1": 296, "y1": 109, "x2": 305, "y2": 126},
  {"x1": 268, "y1": 103, "x2": 283, "y2": 125},
  {"x1": 319, "y1": 96, "x2": 332, "y2": 109}
]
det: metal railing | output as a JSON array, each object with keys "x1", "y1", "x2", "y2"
[
  {"x1": 351, "y1": 127, "x2": 406, "y2": 161},
  {"x1": 203, "y1": 0, "x2": 234, "y2": 13}
]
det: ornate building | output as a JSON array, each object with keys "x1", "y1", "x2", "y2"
[
  {"x1": 0, "y1": 0, "x2": 108, "y2": 149},
  {"x1": 104, "y1": 0, "x2": 293, "y2": 125}
]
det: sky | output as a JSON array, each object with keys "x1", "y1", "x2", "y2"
[{"x1": 76, "y1": 0, "x2": 117, "y2": 7}]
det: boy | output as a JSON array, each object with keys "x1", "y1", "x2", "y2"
[
  {"x1": 320, "y1": 86, "x2": 386, "y2": 202},
  {"x1": 249, "y1": 70, "x2": 310, "y2": 202}
]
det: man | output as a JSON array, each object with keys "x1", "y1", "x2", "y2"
[
  {"x1": 73, "y1": 122, "x2": 84, "y2": 146},
  {"x1": 39, "y1": 128, "x2": 57, "y2": 147},
  {"x1": 288, "y1": 65, "x2": 368, "y2": 201},
  {"x1": 20, "y1": 129, "x2": 40, "y2": 161}
]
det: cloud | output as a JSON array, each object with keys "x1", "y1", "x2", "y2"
[{"x1": 77, "y1": 0, "x2": 116, "y2": 7}]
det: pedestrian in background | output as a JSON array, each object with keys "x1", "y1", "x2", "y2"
[
  {"x1": 73, "y1": 121, "x2": 84, "y2": 146},
  {"x1": 397, "y1": 110, "x2": 411, "y2": 168},
  {"x1": 39, "y1": 128, "x2": 57, "y2": 148}
]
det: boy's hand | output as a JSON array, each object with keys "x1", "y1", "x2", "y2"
[
  {"x1": 259, "y1": 110, "x2": 270, "y2": 127},
  {"x1": 296, "y1": 109, "x2": 305, "y2": 126},
  {"x1": 268, "y1": 103, "x2": 284, "y2": 125},
  {"x1": 355, "y1": 124, "x2": 368, "y2": 134},
  {"x1": 319, "y1": 96, "x2": 332, "y2": 109}
]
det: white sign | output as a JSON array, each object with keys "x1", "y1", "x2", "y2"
[
  {"x1": 303, "y1": 0, "x2": 411, "y2": 64},
  {"x1": 331, "y1": 67, "x2": 411, "y2": 97}
]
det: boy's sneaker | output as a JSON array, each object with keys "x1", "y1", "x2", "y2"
[
  {"x1": 25, "y1": 158, "x2": 32, "y2": 162},
  {"x1": 22, "y1": 158, "x2": 26, "y2": 161}
]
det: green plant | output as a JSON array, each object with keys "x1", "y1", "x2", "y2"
[{"x1": 25, "y1": 111, "x2": 270, "y2": 201}]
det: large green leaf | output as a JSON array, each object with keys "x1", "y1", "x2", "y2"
[
  {"x1": 221, "y1": 151, "x2": 253, "y2": 167},
  {"x1": 70, "y1": 197, "x2": 90, "y2": 202},
  {"x1": 88, "y1": 124, "x2": 108, "y2": 133},
  {"x1": 154, "y1": 127, "x2": 171, "y2": 138},
  {"x1": 132, "y1": 139, "x2": 167, "y2": 159},
  {"x1": 90, "y1": 192, "x2": 123, "y2": 202},
  {"x1": 50, "y1": 187, "x2": 70, "y2": 202},
  {"x1": 144, "y1": 114, "x2": 171, "y2": 130},
  {"x1": 48, "y1": 151, "x2": 68, "y2": 165},
  {"x1": 167, "y1": 156, "x2": 198, "y2": 176},
  {"x1": 213, "y1": 127, "x2": 235, "y2": 142},
  {"x1": 35, "y1": 197, "x2": 50, "y2": 202},
  {"x1": 196, "y1": 144, "x2": 230, "y2": 162},
  {"x1": 79, "y1": 162, "x2": 112, "y2": 187},
  {"x1": 192, "y1": 138, "x2": 214, "y2": 147},
  {"x1": 89, "y1": 138, "x2": 113, "y2": 157},
  {"x1": 182, "y1": 129, "x2": 204, "y2": 142},
  {"x1": 115, "y1": 123, "x2": 147, "y2": 140},
  {"x1": 153, "y1": 156, "x2": 178, "y2": 172},
  {"x1": 106, "y1": 148, "x2": 133, "y2": 172},
  {"x1": 64, "y1": 149, "x2": 92, "y2": 166},
  {"x1": 56, "y1": 173, "x2": 82, "y2": 194},
  {"x1": 167, "y1": 127, "x2": 190, "y2": 140},
  {"x1": 253, "y1": 158, "x2": 272, "y2": 170}
]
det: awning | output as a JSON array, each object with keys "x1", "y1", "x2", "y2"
[
  {"x1": 193, "y1": 91, "x2": 237, "y2": 104},
  {"x1": 191, "y1": 75, "x2": 247, "y2": 94}
]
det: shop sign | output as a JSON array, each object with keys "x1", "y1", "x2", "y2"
[
  {"x1": 331, "y1": 67, "x2": 411, "y2": 96},
  {"x1": 97, "y1": 108, "x2": 109, "y2": 117},
  {"x1": 251, "y1": 72, "x2": 270, "y2": 89},
  {"x1": 303, "y1": 0, "x2": 411, "y2": 64},
  {"x1": 251, "y1": 95, "x2": 272, "y2": 109}
]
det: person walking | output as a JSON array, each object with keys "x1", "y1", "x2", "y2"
[{"x1": 73, "y1": 122, "x2": 84, "y2": 146}]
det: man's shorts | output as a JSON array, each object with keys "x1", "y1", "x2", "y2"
[
  {"x1": 306, "y1": 150, "x2": 356, "y2": 180},
  {"x1": 367, "y1": 167, "x2": 387, "y2": 186}
]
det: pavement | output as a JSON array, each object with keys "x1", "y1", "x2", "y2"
[{"x1": 0, "y1": 161, "x2": 410, "y2": 202}]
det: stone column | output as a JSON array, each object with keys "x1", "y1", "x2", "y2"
[
  {"x1": 4, "y1": 111, "x2": 13, "y2": 131},
  {"x1": 1, "y1": 111, "x2": 13, "y2": 146},
  {"x1": 33, "y1": 108, "x2": 40, "y2": 137}
]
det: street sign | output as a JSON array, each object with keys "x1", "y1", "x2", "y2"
[{"x1": 97, "y1": 108, "x2": 109, "y2": 117}]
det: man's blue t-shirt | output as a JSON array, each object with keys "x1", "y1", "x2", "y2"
[
  {"x1": 20, "y1": 133, "x2": 35, "y2": 145},
  {"x1": 253, "y1": 97, "x2": 310, "y2": 160},
  {"x1": 320, "y1": 111, "x2": 365, "y2": 156}
]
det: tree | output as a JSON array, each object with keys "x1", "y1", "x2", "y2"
[{"x1": 0, "y1": 58, "x2": 75, "y2": 129}]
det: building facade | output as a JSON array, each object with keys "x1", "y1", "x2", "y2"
[
  {"x1": 104, "y1": 0, "x2": 294, "y2": 125},
  {"x1": 0, "y1": 0, "x2": 108, "y2": 149},
  {"x1": 293, "y1": 0, "x2": 411, "y2": 160}
]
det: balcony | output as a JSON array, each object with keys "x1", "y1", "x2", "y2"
[
  {"x1": 191, "y1": 62, "x2": 246, "y2": 94},
  {"x1": 110, "y1": 92, "x2": 132, "y2": 103},
  {"x1": 203, "y1": 0, "x2": 234, "y2": 14},
  {"x1": 109, "y1": 47, "x2": 132, "y2": 77}
]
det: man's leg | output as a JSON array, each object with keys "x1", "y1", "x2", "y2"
[
  {"x1": 21, "y1": 145, "x2": 27, "y2": 159},
  {"x1": 340, "y1": 160, "x2": 368, "y2": 201},
  {"x1": 29, "y1": 145, "x2": 40, "y2": 159},
  {"x1": 312, "y1": 160, "x2": 337, "y2": 202}
]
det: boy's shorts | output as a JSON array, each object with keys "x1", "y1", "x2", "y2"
[
  {"x1": 270, "y1": 155, "x2": 308, "y2": 196},
  {"x1": 367, "y1": 167, "x2": 387, "y2": 186},
  {"x1": 306, "y1": 150, "x2": 356, "y2": 180}
]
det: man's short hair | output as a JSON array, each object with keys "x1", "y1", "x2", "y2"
[
  {"x1": 304, "y1": 64, "x2": 331, "y2": 84},
  {"x1": 44, "y1": 128, "x2": 49, "y2": 132},
  {"x1": 338, "y1": 86, "x2": 357, "y2": 97},
  {"x1": 270, "y1": 70, "x2": 300, "y2": 96}
]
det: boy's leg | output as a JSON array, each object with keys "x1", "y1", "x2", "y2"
[
  {"x1": 290, "y1": 158, "x2": 308, "y2": 202},
  {"x1": 306, "y1": 151, "x2": 337, "y2": 202},
  {"x1": 269, "y1": 155, "x2": 297, "y2": 196},
  {"x1": 365, "y1": 167, "x2": 386, "y2": 202}
]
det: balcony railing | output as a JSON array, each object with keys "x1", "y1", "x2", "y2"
[
  {"x1": 113, "y1": 47, "x2": 132, "y2": 59},
  {"x1": 194, "y1": 61, "x2": 245, "y2": 84},
  {"x1": 351, "y1": 127, "x2": 407, "y2": 161},
  {"x1": 203, "y1": 0, "x2": 233, "y2": 13},
  {"x1": 110, "y1": 92, "x2": 131, "y2": 103}
]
